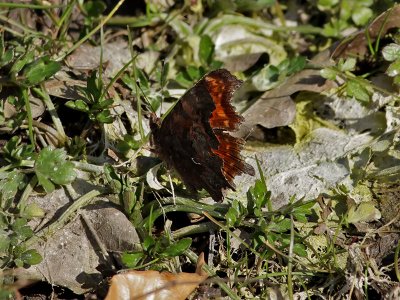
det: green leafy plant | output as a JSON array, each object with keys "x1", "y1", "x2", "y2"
[
  {"x1": 3, "y1": 136, "x2": 35, "y2": 165},
  {"x1": 34, "y1": 147, "x2": 77, "y2": 193},
  {"x1": 0, "y1": 35, "x2": 60, "y2": 88},
  {"x1": 0, "y1": 35, "x2": 60, "y2": 137},
  {"x1": 0, "y1": 32, "x2": 14, "y2": 69},
  {"x1": 0, "y1": 171, "x2": 43, "y2": 274},
  {"x1": 80, "y1": 0, "x2": 107, "y2": 36},
  {"x1": 122, "y1": 237, "x2": 192, "y2": 268},
  {"x1": 1, "y1": 218, "x2": 43, "y2": 268},
  {"x1": 0, "y1": 171, "x2": 27, "y2": 211},
  {"x1": 121, "y1": 64, "x2": 168, "y2": 114},
  {"x1": 319, "y1": 0, "x2": 374, "y2": 37},
  {"x1": 0, "y1": 171, "x2": 43, "y2": 270},
  {"x1": 382, "y1": 42, "x2": 400, "y2": 85},
  {"x1": 321, "y1": 58, "x2": 373, "y2": 103},
  {"x1": 65, "y1": 70, "x2": 115, "y2": 124},
  {"x1": 19, "y1": 56, "x2": 61, "y2": 87},
  {"x1": 226, "y1": 200, "x2": 248, "y2": 227},
  {"x1": 175, "y1": 35, "x2": 223, "y2": 88},
  {"x1": 245, "y1": 179, "x2": 313, "y2": 258}
]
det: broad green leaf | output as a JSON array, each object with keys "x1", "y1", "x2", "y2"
[
  {"x1": 339, "y1": 58, "x2": 356, "y2": 72},
  {"x1": 10, "y1": 50, "x2": 34, "y2": 76},
  {"x1": 226, "y1": 207, "x2": 238, "y2": 226},
  {"x1": 117, "y1": 135, "x2": 141, "y2": 152},
  {"x1": 248, "y1": 180, "x2": 271, "y2": 216},
  {"x1": 121, "y1": 252, "x2": 144, "y2": 268},
  {"x1": 35, "y1": 147, "x2": 76, "y2": 192},
  {"x1": 0, "y1": 171, "x2": 26, "y2": 209},
  {"x1": 0, "y1": 49, "x2": 14, "y2": 68},
  {"x1": 352, "y1": 7, "x2": 372, "y2": 26},
  {"x1": 292, "y1": 201, "x2": 315, "y2": 214},
  {"x1": 0, "y1": 291, "x2": 13, "y2": 299},
  {"x1": 12, "y1": 218, "x2": 33, "y2": 240},
  {"x1": 14, "y1": 258, "x2": 24, "y2": 267},
  {"x1": 209, "y1": 60, "x2": 223, "y2": 69},
  {"x1": 186, "y1": 66, "x2": 202, "y2": 81},
  {"x1": 322, "y1": 19, "x2": 348, "y2": 37},
  {"x1": 65, "y1": 99, "x2": 90, "y2": 112},
  {"x1": 394, "y1": 74, "x2": 400, "y2": 85},
  {"x1": 21, "y1": 56, "x2": 61, "y2": 86},
  {"x1": 134, "y1": 68, "x2": 150, "y2": 91},
  {"x1": 199, "y1": 35, "x2": 214, "y2": 65},
  {"x1": 143, "y1": 236, "x2": 155, "y2": 251},
  {"x1": 20, "y1": 249, "x2": 42, "y2": 265},
  {"x1": 231, "y1": 199, "x2": 244, "y2": 215},
  {"x1": 175, "y1": 72, "x2": 193, "y2": 88},
  {"x1": 160, "y1": 238, "x2": 192, "y2": 257},
  {"x1": 382, "y1": 43, "x2": 400, "y2": 62},
  {"x1": 74, "y1": 99, "x2": 90, "y2": 111},
  {"x1": 346, "y1": 80, "x2": 370, "y2": 103},
  {"x1": 96, "y1": 110, "x2": 113, "y2": 123},
  {"x1": 267, "y1": 218, "x2": 291, "y2": 233},
  {"x1": 256, "y1": 181, "x2": 269, "y2": 208},
  {"x1": 293, "y1": 212, "x2": 307, "y2": 223},
  {"x1": 387, "y1": 59, "x2": 400, "y2": 77},
  {"x1": 293, "y1": 243, "x2": 307, "y2": 257},
  {"x1": 280, "y1": 56, "x2": 306, "y2": 76},
  {"x1": 103, "y1": 164, "x2": 122, "y2": 192},
  {"x1": 83, "y1": 0, "x2": 106, "y2": 17},
  {"x1": 12, "y1": 218, "x2": 27, "y2": 229},
  {"x1": 320, "y1": 68, "x2": 337, "y2": 80},
  {"x1": 36, "y1": 173, "x2": 55, "y2": 193}
]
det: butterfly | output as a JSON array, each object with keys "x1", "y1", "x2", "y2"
[{"x1": 150, "y1": 69, "x2": 255, "y2": 201}]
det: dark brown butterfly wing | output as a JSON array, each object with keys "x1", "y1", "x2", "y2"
[{"x1": 150, "y1": 69, "x2": 254, "y2": 201}]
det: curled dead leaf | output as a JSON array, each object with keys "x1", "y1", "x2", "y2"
[{"x1": 105, "y1": 253, "x2": 208, "y2": 300}]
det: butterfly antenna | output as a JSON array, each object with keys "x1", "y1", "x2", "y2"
[{"x1": 244, "y1": 125, "x2": 255, "y2": 141}]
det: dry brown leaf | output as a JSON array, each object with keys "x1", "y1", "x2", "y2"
[
  {"x1": 65, "y1": 41, "x2": 130, "y2": 77},
  {"x1": 239, "y1": 68, "x2": 336, "y2": 137},
  {"x1": 105, "y1": 253, "x2": 208, "y2": 300}
]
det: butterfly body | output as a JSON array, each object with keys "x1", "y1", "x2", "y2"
[{"x1": 150, "y1": 69, "x2": 255, "y2": 201}]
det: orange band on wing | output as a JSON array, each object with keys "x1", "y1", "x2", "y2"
[
  {"x1": 211, "y1": 131, "x2": 255, "y2": 188},
  {"x1": 205, "y1": 75, "x2": 243, "y2": 130}
]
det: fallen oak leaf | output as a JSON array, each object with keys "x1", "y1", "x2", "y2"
[{"x1": 105, "y1": 253, "x2": 208, "y2": 300}]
